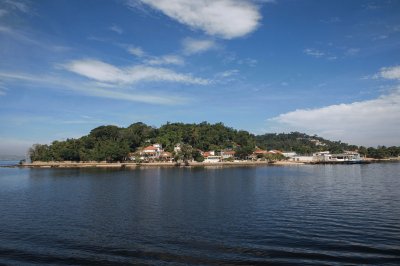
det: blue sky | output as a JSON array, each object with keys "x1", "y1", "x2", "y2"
[{"x1": 0, "y1": 0, "x2": 400, "y2": 155}]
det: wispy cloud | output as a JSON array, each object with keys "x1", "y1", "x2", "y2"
[
  {"x1": 109, "y1": 24, "x2": 123, "y2": 34},
  {"x1": 237, "y1": 58, "x2": 258, "y2": 67},
  {"x1": 303, "y1": 48, "x2": 339, "y2": 60},
  {"x1": 2, "y1": 0, "x2": 30, "y2": 13},
  {"x1": 216, "y1": 69, "x2": 239, "y2": 78},
  {"x1": 144, "y1": 54, "x2": 184, "y2": 65},
  {"x1": 127, "y1": 46, "x2": 146, "y2": 57},
  {"x1": 303, "y1": 48, "x2": 325, "y2": 58},
  {"x1": 125, "y1": 45, "x2": 184, "y2": 65},
  {"x1": 345, "y1": 48, "x2": 360, "y2": 56},
  {"x1": 182, "y1": 38, "x2": 217, "y2": 55},
  {"x1": 373, "y1": 34, "x2": 388, "y2": 40},
  {"x1": 0, "y1": 71, "x2": 188, "y2": 105},
  {"x1": 63, "y1": 59, "x2": 208, "y2": 85},
  {"x1": 0, "y1": 25, "x2": 71, "y2": 52},
  {"x1": 131, "y1": 0, "x2": 263, "y2": 39}
]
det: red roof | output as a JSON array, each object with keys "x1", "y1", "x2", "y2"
[
  {"x1": 203, "y1": 151, "x2": 212, "y2": 157},
  {"x1": 254, "y1": 149, "x2": 267, "y2": 154}
]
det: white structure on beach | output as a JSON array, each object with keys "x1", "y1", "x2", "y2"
[
  {"x1": 290, "y1": 155, "x2": 314, "y2": 162},
  {"x1": 282, "y1": 152, "x2": 297, "y2": 158},
  {"x1": 290, "y1": 151, "x2": 362, "y2": 163},
  {"x1": 204, "y1": 155, "x2": 221, "y2": 163},
  {"x1": 313, "y1": 151, "x2": 361, "y2": 162}
]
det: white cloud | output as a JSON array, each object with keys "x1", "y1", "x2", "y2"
[
  {"x1": 182, "y1": 38, "x2": 216, "y2": 55},
  {"x1": 64, "y1": 59, "x2": 208, "y2": 85},
  {"x1": 345, "y1": 48, "x2": 360, "y2": 56},
  {"x1": 374, "y1": 35, "x2": 388, "y2": 40},
  {"x1": 237, "y1": 58, "x2": 258, "y2": 67},
  {"x1": 145, "y1": 54, "x2": 184, "y2": 65},
  {"x1": 377, "y1": 65, "x2": 400, "y2": 80},
  {"x1": 136, "y1": 0, "x2": 262, "y2": 39},
  {"x1": 268, "y1": 88, "x2": 400, "y2": 146},
  {"x1": 82, "y1": 86, "x2": 184, "y2": 105},
  {"x1": 128, "y1": 46, "x2": 145, "y2": 57},
  {"x1": 109, "y1": 24, "x2": 123, "y2": 34},
  {"x1": 217, "y1": 69, "x2": 239, "y2": 78},
  {"x1": 303, "y1": 48, "x2": 325, "y2": 58}
]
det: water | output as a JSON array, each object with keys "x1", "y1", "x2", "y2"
[{"x1": 0, "y1": 163, "x2": 399, "y2": 265}]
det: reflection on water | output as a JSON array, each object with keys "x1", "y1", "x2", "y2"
[{"x1": 0, "y1": 164, "x2": 400, "y2": 265}]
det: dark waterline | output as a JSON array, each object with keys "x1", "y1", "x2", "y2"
[{"x1": 0, "y1": 164, "x2": 399, "y2": 265}]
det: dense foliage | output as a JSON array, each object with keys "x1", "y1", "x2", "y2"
[
  {"x1": 29, "y1": 122, "x2": 400, "y2": 162},
  {"x1": 29, "y1": 122, "x2": 255, "y2": 162}
]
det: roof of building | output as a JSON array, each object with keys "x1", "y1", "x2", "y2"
[
  {"x1": 143, "y1": 145, "x2": 157, "y2": 151},
  {"x1": 203, "y1": 151, "x2": 213, "y2": 157}
]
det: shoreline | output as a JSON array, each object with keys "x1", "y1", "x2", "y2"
[
  {"x1": 5, "y1": 158, "x2": 399, "y2": 169},
  {"x1": 12, "y1": 160, "x2": 304, "y2": 169}
]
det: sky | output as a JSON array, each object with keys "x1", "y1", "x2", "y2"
[{"x1": 0, "y1": 0, "x2": 400, "y2": 156}]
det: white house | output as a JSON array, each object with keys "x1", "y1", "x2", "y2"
[
  {"x1": 290, "y1": 155, "x2": 314, "y2": 162},
  {"x1": 204, "y1": 155, "x2": 221, "y2": 163},
  {"x1": 282, "y1": 152, "x2": 297, "y2": 158},
  {"x1": 141, "y1": 143, "x2": 163, "y2": 159}
]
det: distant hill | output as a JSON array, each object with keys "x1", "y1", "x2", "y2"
[
  {"x1": 28, "y1": 122, "x2": 400, "y2": 162},
  {"x1": 255, "y1": 132, "x2": 358, "y2": 155}
]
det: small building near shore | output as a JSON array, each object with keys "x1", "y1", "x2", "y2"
[
  {"x1": 282, "y1": 152, "x2": 297, "y2": 158},
  {"x1": 204, "y1": 155, "x2": 221, "y2": 163},
  {"x1": 290, "y1": 155, "x2": 314, "y2": 162},
  {"x1": 221, "y1": 150, "x2": 235, "y2": 160},
  {"x1": 315, "y1": 151, "x2": 361, "y2": 162}
]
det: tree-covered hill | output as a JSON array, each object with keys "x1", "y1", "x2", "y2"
[
  {"x1": 29, "y1": 122, "x2": 255, "y2": 162},
  {"x1": 255, "y1": 132, "x2": 359, "y2": 155},
  {"x1": 28, "y1": 122, "x2": 400, "y2": 162}
]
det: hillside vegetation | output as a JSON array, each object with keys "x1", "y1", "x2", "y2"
[{"x1": 29, "y1": 122, "x2": 400, "y2": 162}]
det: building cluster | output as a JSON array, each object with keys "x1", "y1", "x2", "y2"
[
  {"x1": 128, "y1": 144, "x2": 172, "y2": 162},
  {"x1": 128, "y1": 142, "x2": 363, "y2": 164},
  {"x1": 289, "y1": 151, "x2": 362, "y2": 163},
  {"x1": 128, "y1": 143, "x2": 292, "y2": 163}
]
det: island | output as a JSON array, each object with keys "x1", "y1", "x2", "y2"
[{"x1": 20, "y1": 122, "x2": 400, "y2": 168}]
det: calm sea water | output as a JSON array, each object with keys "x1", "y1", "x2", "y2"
[{"x1": 0, "y1": 163, "x2": 399, "y2": 265}]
